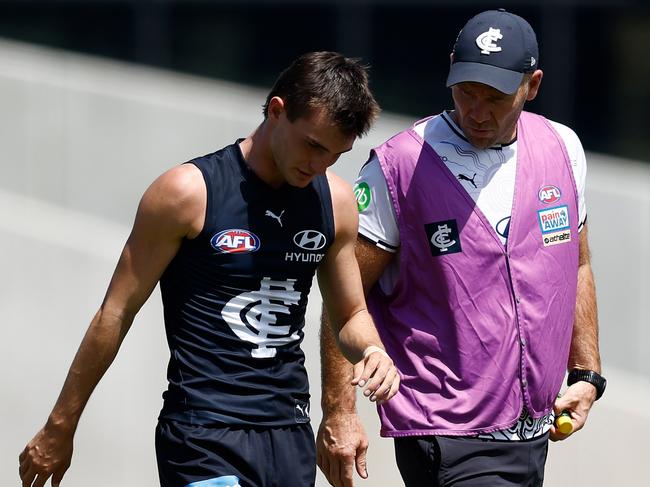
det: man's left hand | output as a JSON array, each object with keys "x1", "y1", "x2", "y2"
[
  {"x1": 351, "y1": 347, "x2": 400, "y2": 404},
  {"x1": 550, "y1": 381, "x2": 597, "y2": 441}
]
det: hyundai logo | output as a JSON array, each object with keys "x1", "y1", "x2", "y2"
[{"x1": 293, "y1": 230, "x2": 327, "y2": 250}]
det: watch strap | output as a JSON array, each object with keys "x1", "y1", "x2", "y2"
[{"x1": 567, "y1": 369, "x2": 606, "y2": 400}]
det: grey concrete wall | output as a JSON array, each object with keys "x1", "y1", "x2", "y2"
[{"x1": 2, "y1": 39, "x2": 648, "y2": 486}]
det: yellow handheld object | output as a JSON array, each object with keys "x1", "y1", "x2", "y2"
[{"x1": 555, "y1": 411, "x2": 573, "y2": 434}]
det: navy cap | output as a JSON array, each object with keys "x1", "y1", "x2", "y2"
[{"x1": 446, "y1": 9, "x2": 539, "y2": 95}]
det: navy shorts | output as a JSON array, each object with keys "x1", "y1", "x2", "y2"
[
  {"x1": 155, "y1": 419, "x2": 316, "y2": 487},
  {"x1": 394, "y1": 433, "x2": 549, "y2": 487}
]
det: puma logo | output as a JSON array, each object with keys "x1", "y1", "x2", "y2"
[
  {"x1": 295, "y1": 403, "x2": 309, "y2": 418},
  {"x1": 458, "y1": 172, "x2": 478, "y2": 189},
  {"x1": 265, "y1": 209, "x2": 285, "y2": 227}
]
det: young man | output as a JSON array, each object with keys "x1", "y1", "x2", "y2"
[
  {"x1": 318, "y1": 10, "x2": 605, "y2": 487},
  {"x1": 19, "y1": 51, "x2": 400, "y2": 487}
]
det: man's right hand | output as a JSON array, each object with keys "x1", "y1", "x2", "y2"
[
  {"x1": 19, "y1": 424, "x2": 73, "y2": 487},
  {"x1": 316, "y1": 412, "x2": 369, "y2": 487}
]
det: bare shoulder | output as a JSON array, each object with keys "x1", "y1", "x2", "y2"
[
  {"x1": 326, "y1": 170, "x2": 357, "y2": 214},
  {"x1": 325, "y1": 170, "x2": 358, "y2": 239},
  {"x1": 139, "y1": 163, "x2": 206, "y2": 238}
]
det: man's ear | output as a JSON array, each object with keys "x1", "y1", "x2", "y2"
[
  {"x1": 526, "y1": 70, "x2": 544, "y2": 101},
  {"x1": 267, "y1": 96, "x2": 286, "y2": 121}
]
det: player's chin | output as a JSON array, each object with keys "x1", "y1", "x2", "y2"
[
  {"x1": 288, "y1": 180, "x2": 312, "y2": 189},
  {"x1": 289, "y1": 172, "x2": 314, "y2": 188}
]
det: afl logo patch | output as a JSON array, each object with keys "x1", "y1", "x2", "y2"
[
  {"x1": 538, "y1": 185, "x2": 562, "y2": 204},
  {"x1": 211, "y1": 229, "x2": 260, "y2": 254},
  {"x1": 293, "y1": 230, "x2": 327, "y2": 250}
]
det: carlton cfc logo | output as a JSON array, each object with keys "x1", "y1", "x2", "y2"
[
  {"x1": 538, "y1": 185, "x2": 562, "y2": 204},
  {"x1": 211, "y1": 229, "x2": 260, "y2": 254}
]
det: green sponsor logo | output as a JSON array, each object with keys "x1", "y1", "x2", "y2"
[{"x1": 354, "y1": 182, "x2": 371, "y2": 212}]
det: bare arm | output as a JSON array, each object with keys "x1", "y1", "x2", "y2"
[
  {"x1": 321, "y1": 237, "x2": 396, "y2": 408},
  {"x1": 567, "y1": 223, "x2": 601, "y2": 373},
  {"x1": 552, "y1": 223, "x2": 602, "y2": 440},
  {"x1": 317, "y1": 228, "x2": 395, "y2": 487},
  {"x1": 18, "y1": 164, "x2": 205, "y2": 487},
  {"x1": 317, "y1": 172, "x2": 398, "y2": 391},
  {"x1": 317, "y1": 307, "x2": 368, "y2": 487}
]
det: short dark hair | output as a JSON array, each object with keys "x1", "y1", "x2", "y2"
[{"x1": 263, "y1": 51, "x2": 380, "y2": 138}]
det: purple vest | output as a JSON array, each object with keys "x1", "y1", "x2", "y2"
[{"x1": 369, "y1": 112, "x2": 579, "y2": 437}]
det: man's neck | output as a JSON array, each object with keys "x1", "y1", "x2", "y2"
[
  {"x1": 239, "y1": 121, "x2": 284, "y2": 188},
  {"x1": 447, "y1": 110, "x2": 518, "y2": 147}
]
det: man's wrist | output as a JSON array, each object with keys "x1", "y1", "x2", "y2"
[
  {"x1": 321, "y1": 389, "x2": 358, "y2": 415},
  {"x1": 363, "y1": 345, "x2": 388, "y2": 359},
  {"x1": 567, "y1": 369, "x2": 607, "y2": 400},
  {"x1": 45, "y1": 412, "x2": 77, "y2": 437},
  {"x1": 321, "y1": 408, "x2": 358, "y2": 418}
]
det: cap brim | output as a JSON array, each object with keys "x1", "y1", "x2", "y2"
[{"x1": 446, "y1": 62, "x2": 524, "y2": 95}]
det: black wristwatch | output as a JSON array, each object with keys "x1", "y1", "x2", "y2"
[{"x1": 567, "y1": 369, "x2": 607, "y2": 400}]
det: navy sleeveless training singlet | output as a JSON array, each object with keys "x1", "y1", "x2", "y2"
[{"x1": 158, "y1": 141, "x2": 334, "y2": 427}]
